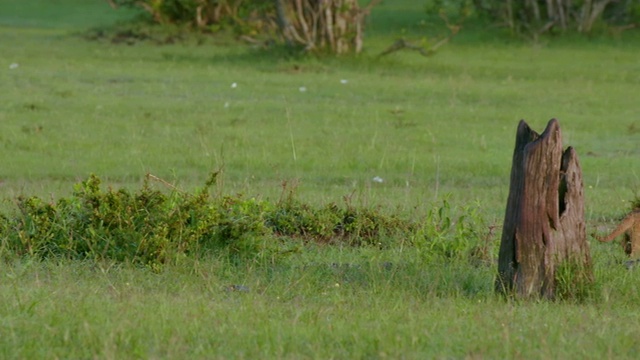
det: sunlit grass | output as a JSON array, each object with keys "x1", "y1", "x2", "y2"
[
  {"x1": 0, "y1": 0, "x2": 639, "y2": 357},
  {"x1": 2, "y1": 30, "x2": 638, "y2": 217}
]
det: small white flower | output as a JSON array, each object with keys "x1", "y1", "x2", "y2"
[
  {"x1": 340, "y1": 79, "x2": 348, "y2": 84},
  {"x1": 372, "y1": 176, "x2": 384, "y2": 183},
  {"x1": 224, "y1": 102, "x2": 230, "y2": 108},
  {"x1": 231, "y1": 82, "x2": 237, "y2": 88},
  {"x1": 299, "y1": 86, "x2": 307, "y2": 92},
  {"x1": 9, "y1": 63, "x2": 19, "y2": 70}
]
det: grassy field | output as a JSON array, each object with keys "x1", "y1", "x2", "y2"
[
  {"x1": 1, "y1": 0, "x2": 640, "y2": 358},
  {"x1": 3, "y1": 255, "x2": 640, "y2": 359}
]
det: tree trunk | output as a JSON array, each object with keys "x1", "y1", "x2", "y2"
[{"x1": 496, "y1": 119, "x2": 593, "y2": 300}]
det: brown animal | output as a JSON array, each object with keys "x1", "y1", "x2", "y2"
[{"x1": 594, "y1": 209, "x2": 640, "y2": 258}]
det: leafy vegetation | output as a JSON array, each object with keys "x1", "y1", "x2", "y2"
[{"x1": 0, "y1": 174, "x2": 491, "y2": 269}]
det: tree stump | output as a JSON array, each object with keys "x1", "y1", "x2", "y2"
[{"x1": 496, "y1": 119, "x2": 593, "y2": 299}]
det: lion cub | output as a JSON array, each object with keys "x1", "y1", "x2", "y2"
[{"x1": 595, "y1": 209, "x2": 640, "y2": 258}]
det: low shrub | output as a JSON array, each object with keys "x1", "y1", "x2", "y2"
[{"x1": 0, "y1": 174, "x2": 495, "y2": 268}]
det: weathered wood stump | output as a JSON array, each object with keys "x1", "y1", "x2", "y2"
[{"x1": 496, "y1": 119, "x2": 593, "y2": 299}]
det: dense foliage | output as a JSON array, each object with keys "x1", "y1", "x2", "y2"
[{"x1": 0, "y1": 175, "x2": 492, "y2": 269}]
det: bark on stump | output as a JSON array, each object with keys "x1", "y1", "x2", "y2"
[{"x1": 496, "y1": 119, "x2": 593, "y2": 299}]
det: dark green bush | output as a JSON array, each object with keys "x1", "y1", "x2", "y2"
[{"x1": 266, "y1": 202, "x2": 341, "y2": 240}]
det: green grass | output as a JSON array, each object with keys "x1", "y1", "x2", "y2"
[
  {"x1": 1, "y1": 4, "x2": 638, "y2": 217},
  {"x1": 1, "y1": 2, "x2": 638, "y2": 215},
  {"x1": 1, "y1": 0, "x2": 640, "y2": 358},
  {"x1": 3, "y1": 253, "x2": 640, "y2": 359}
]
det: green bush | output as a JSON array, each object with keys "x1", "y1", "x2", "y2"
[
  {"x1": 266, "y1": 202, "x2": 342, "y2": 240},
  {"x1": 0, "y1": 175, "x2": 495, "y2": 268}
]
